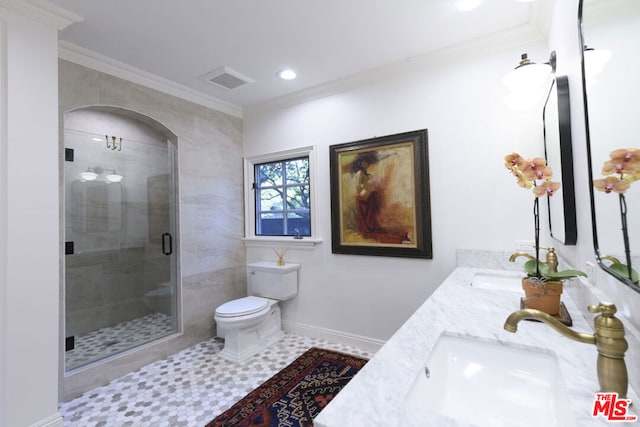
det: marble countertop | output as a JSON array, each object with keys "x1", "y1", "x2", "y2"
[{"x1": 314, "y1": 267, "x2": 639, "y2": 427}]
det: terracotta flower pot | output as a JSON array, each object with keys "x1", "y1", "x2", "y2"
[{"x1": 521, "y1": 277, "x2": 563, "y2": 315}]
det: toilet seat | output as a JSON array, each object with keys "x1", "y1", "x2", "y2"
[{"x1": 215, "y1": 296, "x2": 269, "y2": 318}]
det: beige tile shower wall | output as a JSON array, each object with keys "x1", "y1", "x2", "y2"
[
  {"x1": 58, "y1": 59, "x2": 246, "y2": 400},
  {"x1": 65, "y1": 247, "x2": 149, "y2": 336},
  {"x1": 64, "y1": 120, "x2": 162, "y2": 335}
]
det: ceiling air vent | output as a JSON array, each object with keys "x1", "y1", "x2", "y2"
[{"x1": 200, "y1": 66, "x2": 255, "y2": 90}]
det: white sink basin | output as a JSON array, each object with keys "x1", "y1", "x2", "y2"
[
  {"x1": 404, "y1": 333, "x2": 574, "y2": 427},
  {"x1": 470, "y1": 271, "x2": 523, "y2": 293}
]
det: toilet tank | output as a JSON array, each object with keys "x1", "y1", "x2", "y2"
[{"x1": 247, "y1": 261, "x2": 300, "y2": 301}]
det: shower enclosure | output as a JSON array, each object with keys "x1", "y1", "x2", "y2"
[{"x1": 63, "y1": 107, "x2": 178, "y2": 371}]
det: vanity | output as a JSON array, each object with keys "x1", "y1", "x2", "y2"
[{"x1": 314, "y1": 266, "x2": 639, "y2": 427}]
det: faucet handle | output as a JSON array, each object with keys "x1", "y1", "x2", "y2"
[
  {"x1": 589, "y1": 302, "x2": 625, "y2": 340},
  {"x1": 588, "y1": 302, "x2": 629, "y2": 398},
  {"x1": 588, "y1": 302, "x2": 617, "y2": 317},
  {"x1": 536, "y1": 247, "x2": 558, "y2": 273}
]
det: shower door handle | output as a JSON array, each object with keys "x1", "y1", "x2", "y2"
[{"x1": 161, "y1": 232, "x2": 173, "y2": 255}]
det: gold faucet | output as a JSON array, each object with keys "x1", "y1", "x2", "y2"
[
  {"x1": 542, "y1": 247, "x2": 558, "y2": 273},
  {"x1": 509, "y1": 247, "x2": 558, "y2": 273},
  {"x1": 504, "y1": 302, "x2": 629, "y2": 398},
  {"x1": 508, "y1": 252, "x2": 536, "y2": 262},
  {"x1": 601, "y1": 254, "x2": 623, "y2": 264}
]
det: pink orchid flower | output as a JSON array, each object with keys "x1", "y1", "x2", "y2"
[
  {"x1": 533, "y1": 180, "x2": 561, "y2": 198},
  {"x1": 593, "y1": 176, "x2": 631, "y2": 194}
]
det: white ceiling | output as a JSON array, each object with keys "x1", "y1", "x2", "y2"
[{"x1": 47, "y1": 0, "x2": 550, "y2": 115}]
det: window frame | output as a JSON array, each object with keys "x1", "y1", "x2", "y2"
[{"x1": 243, "y1": 146, "x2": 320, "y2": 246}]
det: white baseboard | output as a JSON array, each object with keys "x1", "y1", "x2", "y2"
[
  {"x1": 30, "y1": 413, "x2": 64, "y2": 427},
  {"x1": 282, "y1": 320, "x2": 385, "y2": 353}
]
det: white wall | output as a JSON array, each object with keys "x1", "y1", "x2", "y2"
[
  {"x1": 0, "y1": 3, "x2": 78, "y2": 426},
  {"x1": 244, "y1": 37, "x2": 552, "y2": 346}
]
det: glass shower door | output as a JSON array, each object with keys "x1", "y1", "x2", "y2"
[{"x1": 64, "y1": 128, "x2": 178, "y2": 371}]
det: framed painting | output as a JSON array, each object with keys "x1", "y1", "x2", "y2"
[{"x1": 329, "y1": 129, "x2": 432, "y2": 258}]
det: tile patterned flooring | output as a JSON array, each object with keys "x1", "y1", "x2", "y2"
[
  {"x1": 59, "y1": 333, "x2": 374, "y2": 426},
  {"x1": 66, "y1": 313, "x2": 176, "y2": 371}
]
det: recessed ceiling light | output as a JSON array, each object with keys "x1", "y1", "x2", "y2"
[
  {"x1": 455, "y1": 0, "x2": 482, "y2": 11},
  {"x1": 277, "y1": 69, "x2": 297, "y2": 80}
]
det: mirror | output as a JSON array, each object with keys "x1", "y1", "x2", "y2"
[
  {"x1": 581, "y1": 0, "x2": 640, "y2": 291},
  {"x1": 544, "y1": 75, "x2": 577, "y2": 245}
]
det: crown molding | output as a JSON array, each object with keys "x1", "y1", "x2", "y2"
[
  {"x1": 245, "y1": 23, "x2": 547, "y2": 116},
  {"x1": 58, "y1": 41, "x2": 243, "y2": 118},
  {"x1": 0, "y1": 0, "x2": 82, "y2": 30}
]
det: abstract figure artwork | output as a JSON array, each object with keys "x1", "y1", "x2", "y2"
[{"x1": 330, "y1": 129, "x2": 432, "y2": 258}]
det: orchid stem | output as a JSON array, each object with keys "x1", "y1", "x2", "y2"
[
  {"x1": 534, "y1": 197, "x2": 540, "y2": 278},
  {"x1": 619, "y1": 193, "x2": 633, "y2": 280}
]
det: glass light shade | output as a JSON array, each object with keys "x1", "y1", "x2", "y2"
[
  {"x1": 502, "y1": 62, "x2": 551, "y2": 91},
  {"x1": 106, "y1": 174, "x2": 123, "y2": 183},
  {"x1": 80, "y1": 171, "x2": 98, "y2": 181}
]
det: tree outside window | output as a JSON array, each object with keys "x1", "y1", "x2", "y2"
[{"x1": 255, "y1": 157, "x2": 310, "y2": 236}]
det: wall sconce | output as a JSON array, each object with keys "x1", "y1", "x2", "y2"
[
  {"x1": 105, "y1": 173, "x2": 123, "y2": 183},
  {"x1": 503, "y1": 53, "x2": 552, "y2": 91},
  {"x1": 79, "y1": 166, "x2": 123, "y2": 183},
  {"x1": 503, "y1": 52, "x2": 553, "y2": 111},
  {"x1": 80, "y1": 170, "x2": 98, "y2": 181}
]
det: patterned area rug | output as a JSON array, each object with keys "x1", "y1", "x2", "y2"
[{"x1": 206, "y1": 347, "x2": 368, "y2": 427}]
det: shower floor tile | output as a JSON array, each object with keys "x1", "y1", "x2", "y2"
[
  {"x1": 59, "y1": 333, "x2": 374, "y2": 426},
  {"x1": 66, "y1": 312, "x2": 175, "y2": 371}
]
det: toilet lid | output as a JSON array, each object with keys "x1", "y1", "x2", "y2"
[{"x1": 216, "y1": 296, "x2": 269, "y2": 318}]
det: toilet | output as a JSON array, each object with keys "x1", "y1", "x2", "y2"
[{"x1": 214, "y1": 261, "x2": 300, "y2": 363}]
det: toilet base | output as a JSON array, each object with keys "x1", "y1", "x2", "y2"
[{"x1": 216, "y1": 304, "x2": 284, "y2": 363}]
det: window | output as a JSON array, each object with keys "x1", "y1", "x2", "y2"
[
  {"x1": 253, "y1": 156, "x2": 311, "y2": 237},
  {"x1": 244, "y1": 146, "x2": 318, "y2": 243}
]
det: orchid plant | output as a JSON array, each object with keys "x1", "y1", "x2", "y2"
[
  {"x1": 593, "y1": 148, "x2": 640, "y2": 283},
  {"x1": 504, "y1": 152, "x2": 586, "y2": 281},
  {"x1": 504, "y1": 153, "x2": 560, "y2": 197}
]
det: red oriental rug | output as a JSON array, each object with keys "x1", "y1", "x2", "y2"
[{"x1": 205, "y1": 347, "x2": 368, "y2": 427}]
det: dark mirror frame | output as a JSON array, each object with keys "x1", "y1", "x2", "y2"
[
  {"x1": 579, "y1": 0, "x2": 640, "y2": 293},
  {"x1": 544, "y1": 75, "x2": 577, "y2": 245}
]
